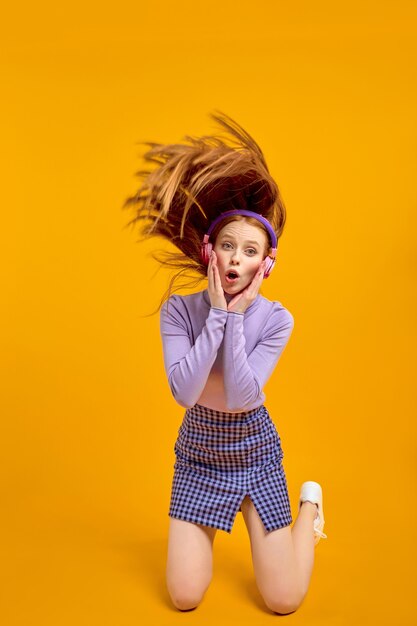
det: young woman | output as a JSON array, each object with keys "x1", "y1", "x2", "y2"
[{"x1": 123, "y1": 112, "x2": 327, "y2": 615}]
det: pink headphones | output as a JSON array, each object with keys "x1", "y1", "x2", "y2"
[{"x1": 200, "y1": 209, "x2": 278, "y2": 278}]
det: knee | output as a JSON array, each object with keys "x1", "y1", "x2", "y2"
[
  {"x1": 263, "y1": 590, "x2": 305, "y2": 615},
  {"x1": 167, "y1": 582, "x2": 206, "y2": 611},
  {"x1": 170, "y1": 591, "x2": 203, "y2": 611}
]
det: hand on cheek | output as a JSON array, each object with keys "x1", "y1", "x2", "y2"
[
  {"x1": 207, "y1": 250, "x2": 227, "y2": 310},
  {"x1": 227, "y1": 259, "x2": 266, "y2": 314}
]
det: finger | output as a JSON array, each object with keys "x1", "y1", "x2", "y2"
[
  {"x1": 257, "y1": 260, "x2": 266, "y2": 278},
  {"x1": 247, "y1": 262, "x2": 265, "y2": 294},
  {"x1": 207, "y1": 253, "x2": 215, "y2": 278},
  {"x1": 210, "y1": 263, "x2": 217, "y2": 288},
  {"x1": 207, "y1": 258, "x2": 214, "y2": 284},
  {"x1": 249, "y1": 261, "x2": 265, "y2": 285},
  {"x1": 213, "y1": 263, "x2": 222, "y2": 292}
]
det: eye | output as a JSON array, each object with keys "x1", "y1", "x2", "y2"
[{"x1": 221, "y1": 242, "x2": 258, "y2": 255}]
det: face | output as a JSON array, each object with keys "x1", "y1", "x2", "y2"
[{"x1": 212, "y1": 220, "x2": 270, "y2": 294}]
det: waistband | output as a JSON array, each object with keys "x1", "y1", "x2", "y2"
[{"x1": 185, "y1": 403, "x2": 267, "y2": 425}]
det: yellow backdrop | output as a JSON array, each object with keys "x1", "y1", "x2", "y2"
[{"x1": 2, "y1": 1, "x2": 416, "y2": 624}]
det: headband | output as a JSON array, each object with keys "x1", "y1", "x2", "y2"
[{"x1": 203, "y1": 209, "x2": 278, "y2": 251}]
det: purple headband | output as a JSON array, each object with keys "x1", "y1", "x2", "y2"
[{"x1": 203, "y1": 209, "x2": 278, "y2": 251}]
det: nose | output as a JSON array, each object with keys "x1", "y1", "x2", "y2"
[{"x1": 231, "y1": 249, "x2": 241, "y2": 264}]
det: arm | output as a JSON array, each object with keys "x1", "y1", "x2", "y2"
[
  {"x1": 223, "y1": 306, "x2": 294, "y2": 411},
  {"x1": 160, "y1": 298, "x2": 228, "y2": 408}
]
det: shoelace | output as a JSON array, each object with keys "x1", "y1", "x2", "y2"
[
  {"x1": 313, "y1": 515, "x2": 328, "y2": 539},
  {"x1": 299, "y1": 498, "x2": 328, "y2": 540},
  {"x1": 314, "y1": 526, "x2": 328, "y2": 540}
]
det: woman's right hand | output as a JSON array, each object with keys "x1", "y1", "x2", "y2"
[{"x1": 207, "y1": 250, "x2": 227, "y2": 310}]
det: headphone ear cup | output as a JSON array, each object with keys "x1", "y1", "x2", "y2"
[
  {"x1": 263, "y1": 257, "x2": 275, "y2": 278},
  {"x1": 201, "y1": 242, "x2": 212, "y2": 265}
]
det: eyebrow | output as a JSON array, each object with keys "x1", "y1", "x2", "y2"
[{"x1": 219, "y1": 235, "x2": 261, "y2": 246}]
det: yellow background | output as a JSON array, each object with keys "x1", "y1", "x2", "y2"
[{"x1": 2, "y1": 1, "x2": 416, "y2": 624}]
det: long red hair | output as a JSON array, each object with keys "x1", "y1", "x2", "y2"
[{"x1": 122, "y1": 112, "x2": 287, "y2": 315}]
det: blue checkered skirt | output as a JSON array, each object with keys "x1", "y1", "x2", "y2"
[{"x1": 168, "y1": 403, "x2": 293, "y2": 533}]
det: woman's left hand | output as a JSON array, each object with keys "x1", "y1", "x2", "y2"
[{"x1": 227, "y1": 259, "x2": 267, "y2": 314}]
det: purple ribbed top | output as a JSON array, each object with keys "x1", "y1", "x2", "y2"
[{"x1": 159, "y1": 288, "x2": 294, "y2": 413}]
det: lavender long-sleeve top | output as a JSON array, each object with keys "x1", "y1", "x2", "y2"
[{"x1": 159, "y1": 288, "x2": 294, "y2": 413}]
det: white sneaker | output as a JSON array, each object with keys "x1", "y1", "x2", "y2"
[{"x1": 299, "y1": 481, "x2": 327, "y2": 545}]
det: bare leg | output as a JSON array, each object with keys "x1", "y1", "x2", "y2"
[
  {"x1": 241, "y1": 496, "x2": 317, "y2": 614},
  {"x1": 291, "y1": 501, "x2": 317, "y2": 595},
  {"x1": 166, "y1": 517, "x2": 217, "y2": 611}
]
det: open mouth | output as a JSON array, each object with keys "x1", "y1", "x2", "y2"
[{"x1": 225, "y1": 270, "x2": 240, "y2": 284}]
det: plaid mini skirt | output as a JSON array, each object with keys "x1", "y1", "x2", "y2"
[{"x1": 168, "y1": 403, "x2": 293, "y2": 534}]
